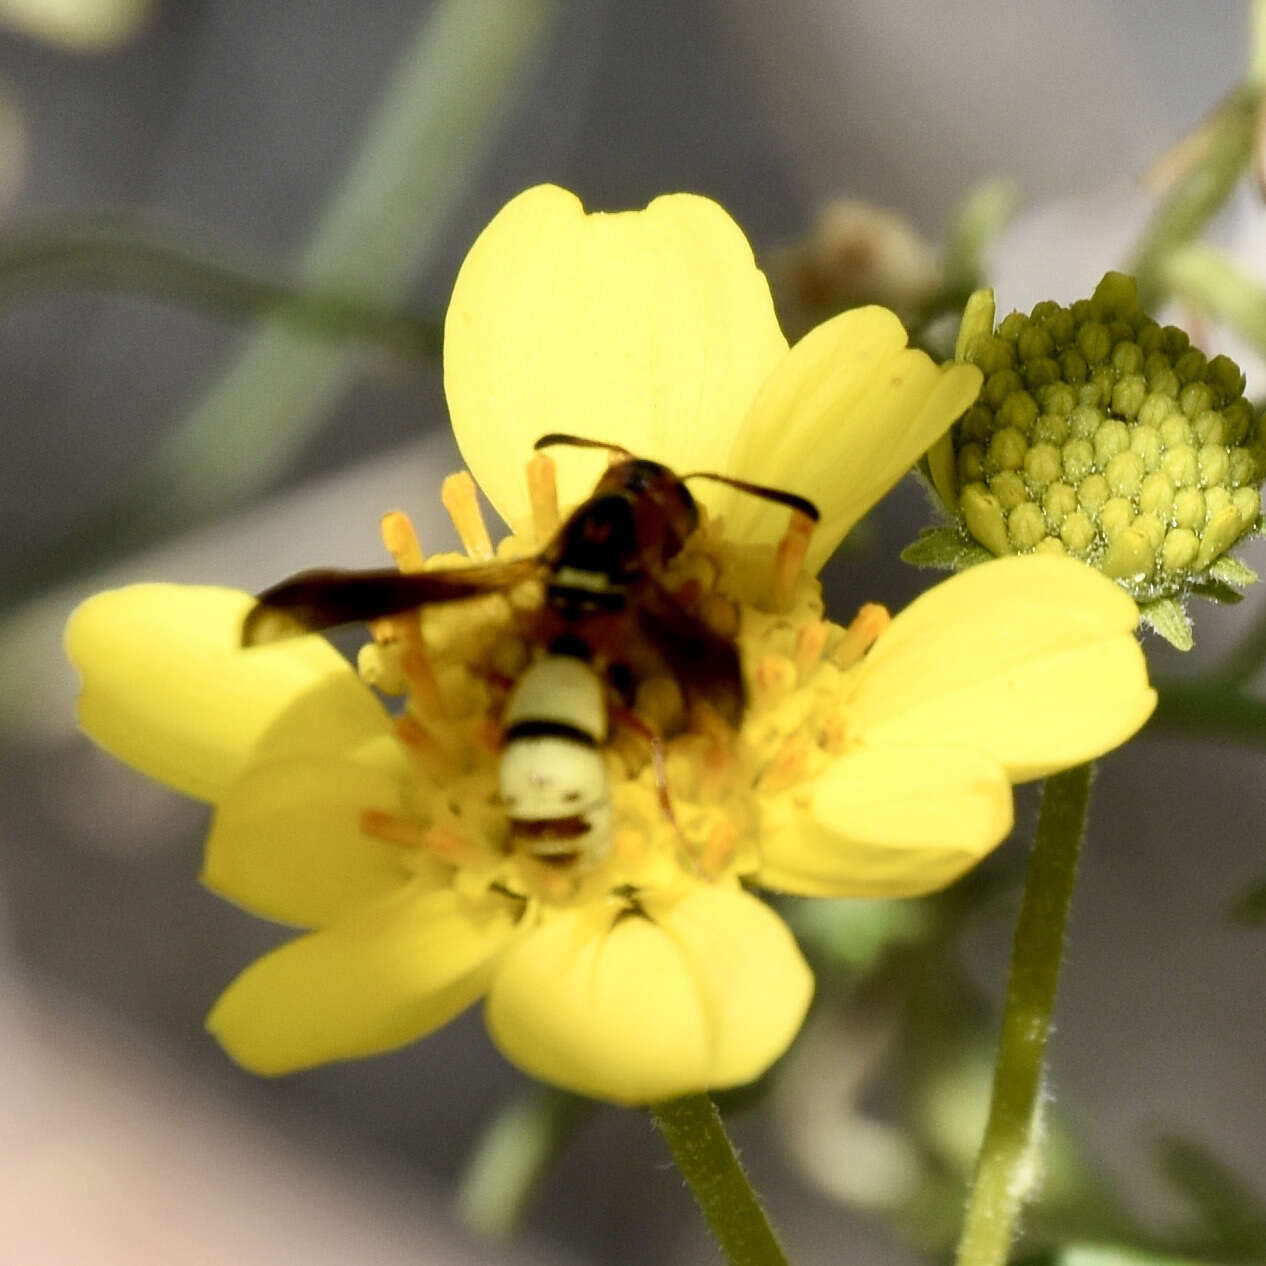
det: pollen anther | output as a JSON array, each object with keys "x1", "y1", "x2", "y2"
[
  {"x1": 526, "y1": 453, "x2": 561, "y2": 547},
  {"x1": 441, "y1": 470, "x2": 494, "y2": 559},
  {"x1": 772, "y1": 509, "x2": 815, "y2": 609},
  {"x1": 833, "y1": 603, "x2": 889, "y2": 669},
  {"x1": 380, "y1": 510, "x2": 426, "y2": 572}
]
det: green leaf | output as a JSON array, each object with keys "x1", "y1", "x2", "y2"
[
  {"x1": 1157, "y1": 1133, "x2": 1266, "y2": 1256},
  {"x1": 1228, "y1": 874, "x2": 1266, "y2": 925},
  {"x1": 901, "y1": 526, "x2": 992, "y2": 571},
  {"x1": 1207, "y1": 554, "x2": 1258, "y2": 587},
  {"x1": 1138, "y1": 597, "x2": 1195, "y2": 651},
  {"x1": 1188, "y1": 578, "x2": 1246, "y2": 605}
]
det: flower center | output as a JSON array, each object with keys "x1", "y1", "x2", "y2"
[{"x1": 355, "y1": 454, "x2": 886, "y2": 910}]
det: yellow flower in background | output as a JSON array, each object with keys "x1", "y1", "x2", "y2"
[{"x1": 66, "y1": 185, "x2": 1156, "y2": 1105}]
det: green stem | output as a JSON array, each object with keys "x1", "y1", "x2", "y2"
[
  {"x1": 0, "y1": 0, "x2": 559, "y2": 607},
  {"x1": 1132, "y1": 87, "x2": 1257, "y2": 310},
  {"x1": 651, "y1": 1094, "x2": 792, "y2": 1266},
  {"x1": 1156, "y1": 243, "x2": 1266, "y2": 357},
  {"x1": 955, "y1": 763, "x2": 1093, "y2": 1266},
  {"x1": 455, "y1": 1085, "x2": 592, "y2": 1240},
  {"x1": 1151, "y1": 678, "x2": 1266, "y2": 749},
  {"x1": 0, "y1": 220, "x2": 442, "y2": 357}
]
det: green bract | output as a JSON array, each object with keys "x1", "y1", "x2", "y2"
[{"x1": 918, "y1": 273, "x2": 1266, "y2": 649}]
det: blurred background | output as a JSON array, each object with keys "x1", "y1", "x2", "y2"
[{"x1": 1, "y1": 2, "x2": 1265, "y2": 1263}]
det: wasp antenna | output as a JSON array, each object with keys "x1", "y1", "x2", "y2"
[
  {"x1": 681, "y1": 471, "x2": 820, "y2": 522},
  {"x1": 533, "y1": 433, "x2": 634, "y2": 460}
]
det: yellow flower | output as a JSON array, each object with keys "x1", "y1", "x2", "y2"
[{"x1": 65, "y1": 186, "x2": 1156, "y2": 1106}]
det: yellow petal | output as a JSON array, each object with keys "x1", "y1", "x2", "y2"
[
  {"x1": 445, "y1": 184, "x2": 788, "y2": 534},
  {"x1": 66, "y1": 585, "x2": 391, "y2": 802},
  {"x1": 207, "y1": 884, "x2": 516, "y2": 1075},
  {"x1": 723, "y1": 307, "x2": 982, "y2": 573},
  {"x1": 757, "y1": 744, "x2": 1014, "y2": 898},
  {"x1": 202, "y1": 752, "x2": 445, "y2": 929},
  {"x1": 848, "y1": 556, "x2": 1156, "y2": 781},
  {"x1": 485, "y1": 883, "x2": 812, "y2": 1105}
]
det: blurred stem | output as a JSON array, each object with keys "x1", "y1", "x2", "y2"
[
  {"x1": 1155, "y1": 243, "x2": 1266, "y2": 356},
  {"x1": 1251, "y1": 0, "x2": 1266, "y2": 84},
  {"x1": 955, "y1": 764, "x2": 1093, "y2": 1266},
  {"x1": 651, "y1": 1095, "x2": 793, "y2": 1266},
  {"x1": 1204, "y1": 583, "x2": 1266, "y2": 686},
  {"x1": 908, "y1": 180, "x2": 1015, "y2": 356},
  {"x1": 1152, "y1": 677, "x2": 1266, "y2": 749},
  {"x1": 0, "y1": 0, "x2": 559, "y2": 608},
  {"x1": 455, "y1": 1085, "x2": 592, "y2": 1241},
  {"x1": 940, "y1": 179, "x2": 1018, "y2": 301},
  {"x1": 0, "y1": 221, "x2": 441, "y2": 357},
  {"x1": 1132, "y1": 87, "x2": 1257, "y2": 310}
]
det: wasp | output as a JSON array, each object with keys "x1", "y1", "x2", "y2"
[{"x1": 242, "y1": 434, "x2": 818, "y2": 867}]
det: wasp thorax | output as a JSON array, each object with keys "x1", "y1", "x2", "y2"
[{"x1": 950, "y1": 272, "x2": 1266, "y2": 601}]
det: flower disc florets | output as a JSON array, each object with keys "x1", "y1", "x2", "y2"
[
  {"x1": 946, "y1": 272, "x2": 1266, "y2": 603},
  {"x1": 357, "y1": 481, "x2": 870, "y2": 915}
]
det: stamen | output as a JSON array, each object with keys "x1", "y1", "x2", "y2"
[
  {"x1": 526, "y1": 453, "x2": 560, "y2": 546},
  {"x1": 695, "y1": 737, "x2": 735, "y2": 803},
  {"x1": 380, "y1": 510, "x2": 425, "y2": 573},
  {"x1": 359, "y1": 808, "x2": 430, "y2": 849},
  {"x1": 772, "y1": 509, "x2": 815, "y2": 609},
  {"x1": 794, "y1": 620, "x2": 829, "y2": 678},
  {"x1": 818, "y1": 708, "x2": 849, "y2": 755},
  {"x1": 698, "y1": 818, "x2": 739, "y2": 879},
  {"x1": 752, "y1": 653, "x2": 796, "y2": 711},
  {"x1": 361, "y1": 810, "x2": 486, "y2": 868},
  {"x1": 471, "y1": 714, "x2": 503, "y2": 756},
  {"x1": 833, "y1": 602, "x2": 890, "y2": 669},
  {"x1": 390, "y1": 618, "x2": 446, "y2": 718},
  {"x1": 394, "y1": 714, "x2": 456, "y2": 779},
  {"x1": 756, "y1": 736, "x2": 810, "y2": 794},
  {"x1": 441, "y1": 471, "x2": 493, "y2": 559}
]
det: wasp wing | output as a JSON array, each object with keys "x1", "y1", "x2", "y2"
[
  {"x1": 241, "y1": 559, "x2": 541, "y2": 646},
  {"x1": 631, "y1": 578, "x2": 745, "y2": 728}
]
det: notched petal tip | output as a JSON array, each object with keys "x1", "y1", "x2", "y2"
[
  {"x1": 445, "y1": 183, "x2": 787, "y2": 531},
  {"x1": 485, "y1": 886, "x2": 812, "y2": 1104},
  {"x1": 725, "y1": 305, "x2": 982, "y2": 571}
]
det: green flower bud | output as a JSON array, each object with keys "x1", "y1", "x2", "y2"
[
  {"x1": 1172, "y1": 487, "x2": 1205, "y2": 530},
  {"x1": 939, "y1": 271, "x2": 1266, "y2": 607},
  {"x1": 961, "y1": 483, "x2": 1010, "y2": 555},
  {"x1": 1043, "y1": 481, "x2": 1078, "y2": 524},
  {"x1": 1138, "y1": 472, "x2": 1174, "y2": 516},
  {"x1": 1032, "y1": 412, "x2": 1070, "y2": 445},
  {"x1": 1024, "y1": 442, "x2": 1062, "y2": 486},
  {"x1": 990, "y1": 469, "x2": 1027, "y2": 510},
  {"x1": 1060, "y1": 510, "x2": 1096, "y2": 553},
  {"x1": 1008, "y1": 502, "x2": 1047, "y2": 549},
  {"x1": 1162, "y1": 528, "x2": 1199, "y2": 571}
]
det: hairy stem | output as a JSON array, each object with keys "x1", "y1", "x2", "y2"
[
  {"x1": 956, "y1": 763, "x2": 1093, "y2": 1266},
  {"x1": 652, "y1": 1094, "x2": 792, "y2": 1266}
]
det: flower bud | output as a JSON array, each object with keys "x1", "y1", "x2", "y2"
[{"x1": 941, "y1": 272, "x2": 1265, "y2": 605}]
